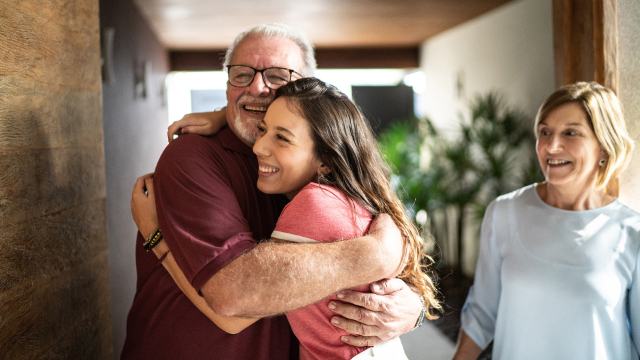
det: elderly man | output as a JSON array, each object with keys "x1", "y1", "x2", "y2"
[{"x1": 122, "y1": 24, "x2": 424, "y2": 359}]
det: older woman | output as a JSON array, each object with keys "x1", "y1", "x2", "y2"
[{"x1": 453, "y1": 82, "x2": 639, "y2": 360}]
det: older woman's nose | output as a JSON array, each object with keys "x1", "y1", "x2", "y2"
[{"x1": 546, "y1": 135, "x2": 564, "y2": 152}]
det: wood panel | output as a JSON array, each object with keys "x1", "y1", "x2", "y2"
[
  {"x1": 0, "y1": 149, "x2": 106, "y2": 226},
  {"x1": 170, "y1": 50, "x2": 227, "y2": 71},
  {"x1": 316, "y1": 47, "x2": 419, "y2": 69},
  {"x1": 0, "y1": 1, "x2": 101, "y2": 90},
  {"x1": 0, "y1": 200, "x2": 108, "y2": 291},
  {"x1": 599, "y1": 0, "x2": 619, "y2": 91},
  {"x1": 170, "y1": 46, "x2": 419, "y2": 71},
  {"x1": 553, "y1": 0, "x2": 618, "y2": 90},
  {"x1": 135, "y1": 0, "x2": 512, "y2": 48},
  {"x1": 0, "y1": 253, "x2": 112, "y2": 359},
  {"x1": 0, "y1": 0, "x2": 111, "y2": 357},
  {"x1": 0, "y1": 89, "x2": 104, "y2": 151}
]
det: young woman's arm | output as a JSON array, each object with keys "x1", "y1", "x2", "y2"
[
  {"x1": 153, "y1": 242, "x2": 259, "y2": 334},
  {"x1": 167, "y1": 107, "x2": 227, "y2": 142},
  {"x1": 132, "y1": 175, "x2": 259, "y2": 334}
]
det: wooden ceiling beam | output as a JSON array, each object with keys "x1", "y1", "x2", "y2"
[{"x1": 169, "y1": 46, "x2": 420, "y2": 71}]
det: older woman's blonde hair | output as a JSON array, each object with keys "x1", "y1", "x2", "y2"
[{"x1": 534, "y1": 82, "x2": 634, "y2": 196}]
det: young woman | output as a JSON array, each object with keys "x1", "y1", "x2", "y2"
[
  {"x1": 132, "y1": 77, "x2": 441, "y2": 359},
  {"x1": 454, "y1": 82, "x2": 639, "y2": 360}
]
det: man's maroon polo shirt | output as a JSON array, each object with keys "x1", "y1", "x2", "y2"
[{"x1": 122, "y1": 128, "x2": 294, "y2": 359}]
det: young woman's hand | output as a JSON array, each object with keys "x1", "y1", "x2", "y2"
[
  {"x1": 130, "y1": 173, "x2": 159, "y2": 239},
  {"x1": 167, "y1": 107, "x2": 227, "y2": 142},
  {"x1": 327, "y1": 278, "x2": 422, "y2": 346}
]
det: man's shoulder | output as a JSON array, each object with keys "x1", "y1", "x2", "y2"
[
  {"x1": 162, "y1": 134, "x2": 221, "y2": 157},
  {"x1": 157, "y1": 132, "x2": 238, "y2": 170},
  {"x1": 160, "y1": 128, "x2": 250, "y2": 162},
  {"x1": 153, "y1": 134, "x2": 231, "y2": 183}
]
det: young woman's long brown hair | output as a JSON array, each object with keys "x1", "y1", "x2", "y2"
[{"x1": 276, "y1": 77, "x2": 441, "y2": 318}]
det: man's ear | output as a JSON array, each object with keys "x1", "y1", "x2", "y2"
[{"x1": 318, "y1": 163, "x2": 331, "y2": 175}]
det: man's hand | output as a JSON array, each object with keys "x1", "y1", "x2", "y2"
[
  {"x1": 167, "y1": 107, "x2": 227, "y2": 142},
  {"x1": 130, "y1": 173, "x2": 159, "y2": 239},
  {"x1": 328, "y1": 278, "x2": 422, "y2": 347}
]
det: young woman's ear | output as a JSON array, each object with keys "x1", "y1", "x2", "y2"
[{"x1": 318, "y1": 164, "x2": 331, "y2": 175}]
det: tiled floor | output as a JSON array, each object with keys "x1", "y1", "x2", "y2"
[{"x1": 400, "y1": 322, "x2": 455, "y2": 360}]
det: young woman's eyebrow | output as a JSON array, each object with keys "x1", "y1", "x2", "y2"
[{"x1": 275, "y1": 126, "x2": 295, "y2": 137}]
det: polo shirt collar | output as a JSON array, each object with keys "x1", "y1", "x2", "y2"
[{"x1": 219, "y1": 126, "x2": 254, "y2": 156}]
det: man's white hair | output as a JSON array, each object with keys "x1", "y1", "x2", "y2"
[{"x1": 223, "y1": 23, "x2": 316, "y2": 76}]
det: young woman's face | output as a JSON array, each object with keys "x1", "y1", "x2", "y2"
[
  {"x1": 535, "y1": 102, "x2": 603, "y2": 193},
  {"x1": 253, "y1": 97, "x2": 324, "y2": 198}
]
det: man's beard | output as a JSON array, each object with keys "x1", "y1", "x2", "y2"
[
  {"x1": 231, "y1": 94, "x2": 272, "y2": 145},
  {"x1": 230, "y1": 112, "x2": 260, "y2": 146}
]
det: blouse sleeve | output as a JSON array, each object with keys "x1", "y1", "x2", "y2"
[
  {"x1": 460, "y1": 200, "x2": 503, "y2": 349},
  {"x1": 630, "y1": 243, "x2": 640, "y2": 355}
]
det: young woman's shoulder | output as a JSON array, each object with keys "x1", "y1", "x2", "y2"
[
  {"x1": 275, "y1": 183, "x2": 371, "y2": 242},
  {"x1": 293, "y1": 183, "x2": 350, "y2": 207}
]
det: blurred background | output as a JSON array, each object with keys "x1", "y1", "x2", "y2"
[{"x1": 1, "y1": 0, "x2": 638, "y2": 358}]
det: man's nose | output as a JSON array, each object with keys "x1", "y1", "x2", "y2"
[{"x1": 247, "y1": 72, "x2": 271, "y2": 97}]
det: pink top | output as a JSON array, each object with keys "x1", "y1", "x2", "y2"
[{"x1": 272, "y1": 182, "x2": 373, "y2": 360}]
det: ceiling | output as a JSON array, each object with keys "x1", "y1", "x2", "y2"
[{"x1": 134, "y1": 0, "x2": 511, "y2": 50}]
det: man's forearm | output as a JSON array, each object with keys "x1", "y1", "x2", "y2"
[{"x1": 202, "y1": 236, "x2": 395, "y2": 317}]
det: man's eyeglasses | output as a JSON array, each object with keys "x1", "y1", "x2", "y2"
[{"x1": 226, "y1": 65, "x2": 301, "y2": 90}]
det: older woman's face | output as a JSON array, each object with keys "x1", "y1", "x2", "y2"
[{"x1": 536, "y1": 102, "x2": 603, "y2": 192}]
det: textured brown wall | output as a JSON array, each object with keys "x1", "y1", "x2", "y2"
[
  {"x1": 0, "y1": 0, "x2": 112, "y2": 358},
  {"x1": 618, "y1": 0, "x2": 640, "y2": 210}
]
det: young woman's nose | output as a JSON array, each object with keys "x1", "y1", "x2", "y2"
[{"x1": 253, "y1": 135, "x2": 270, "y2": 157}]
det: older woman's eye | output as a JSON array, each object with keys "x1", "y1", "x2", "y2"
[
  {"x1": 538, "y1": 128, "x2": 550, "y2": 137},
  {"x1": 564, "y1": 129, "x2": 578, "y2": 136}
]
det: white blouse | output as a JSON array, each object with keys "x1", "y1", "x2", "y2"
[{"x1": 461, "y1": 184, "x2": 640, "y2": 360}]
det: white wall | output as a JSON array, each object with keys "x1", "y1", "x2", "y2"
[
  {"x1": 618, "y1": 0, "x2": 640, "y2": 210},
  {"x1": 418, "y1": 0, "x2": 555, "y2": 273},
  {"x1": 420, "y1": 0, "x2": 554, "y2": 135}
]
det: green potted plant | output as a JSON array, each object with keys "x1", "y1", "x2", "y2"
[{"x1": 379, "y1": 92, "x2": 541, "y2": 274}]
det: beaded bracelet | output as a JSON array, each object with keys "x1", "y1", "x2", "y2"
[{"x1": 143, "y1": 228, "x2": 163, "y2": 252}]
